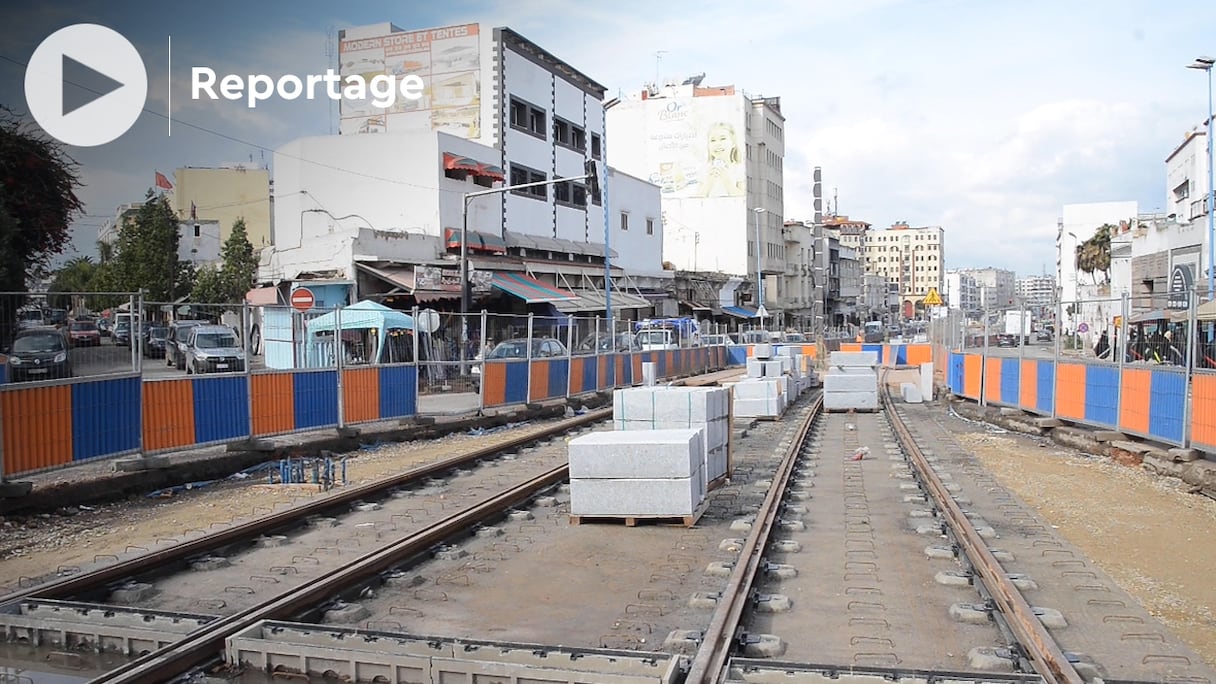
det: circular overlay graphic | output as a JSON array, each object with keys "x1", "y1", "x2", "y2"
[{"x1": 24, "y1": 24, "x2": 148, "y2": 147}]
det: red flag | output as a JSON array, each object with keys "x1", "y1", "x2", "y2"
[
  {"x1": 155, "y1": 171, "x2": 173, "y2": 190},
  {"x1": 190, "y1": 201, "x2": 197, "y2": 220}
]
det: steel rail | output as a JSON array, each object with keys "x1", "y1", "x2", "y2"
[
  {"x1": 684, "y1": 394, "x2": 823, "y2": 684},
  {"x1": 90, "y1": 463, "x2": 571, "y2": 683},
  {"x1": 1, "y1": 407, "x2": 611, "y2": 606},
  {"x1": 880, "y1": 388, "x2": 1085, "y2": 684}
]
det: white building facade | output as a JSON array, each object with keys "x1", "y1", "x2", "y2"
[
  {"x1": 861, "y1": 222, "x2": 945, "y2": 321},
  {"x1": 261, "y1": 24, "x2": 665, "y2": 316},
  {"x1": 943, "y1": 270, "x2": 980, "y2": 313},
  {"x1": 606, "y1": 81, "x2": 786, "y2": 322}
]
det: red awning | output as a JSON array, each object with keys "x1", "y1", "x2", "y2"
[
  {"x1": 444, "y1": 227, "x2": 508, "y2": 254},
  {"x1": 443, "y1": 152, "x2": 505, "y2": 182}
]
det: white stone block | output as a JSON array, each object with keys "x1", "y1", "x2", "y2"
[
  {"x1": 733, "y1": 378, "x2": 783, "y2": 400},
  {"x1": 570, "y1": 472, "x2": 704, "y2": 517},
  {"x1": 734, "y1": 396, "x2": 784, "y2": 418},
  {"x1": 568, "y1": 429, "x2": 703, "y2": 479},
  {"x1": 746, "y1": 358, "x2": 765, "y2": 378},
  {"x1": 901, "y1": 383, "x2": 923, "y2": 403},
  {"x1": 753, "y1": 343, "x2": 774, "y2": 359},
  {"x1": 830, "y1": 351, "x2": 879, "y2": 367},
  {"x1": 824, "y1": 372, "x2": 877, "y2": 392},
  {"x1": 824, "y1": 390, "x2": 879, "y2": 411},
  {"x1": 920, "y1": 362, "x2": 934, "y2": 401}
]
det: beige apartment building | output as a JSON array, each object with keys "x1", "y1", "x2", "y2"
[
  {"x1": 172, "y1": 166, "x2": 273, "y2": 249},
  {"x1": 862, "y1": 221, "x2": 945, "y2": 320}
]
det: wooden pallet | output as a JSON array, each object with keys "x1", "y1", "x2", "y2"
[{"x1": 569, "y1": 496, "x2": 710, "y2": 528}]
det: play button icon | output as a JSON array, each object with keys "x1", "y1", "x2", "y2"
[{"x1": 25, "y1": 24, "x2": 148, "y2": 147}]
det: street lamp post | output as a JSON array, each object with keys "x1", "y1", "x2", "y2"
[
  {"x1": 459, "y1": 162, "x2": 600, "y2": 368},
  {"x1": 1188, "y1": 56, "x2": 1215, "y2": 301},
  {"x1": 752, "y1": 207, "x2": 767, "y2": 331},
  {"x1": 1068, "y1": 231, "x2": 1080, "y2": 351}
]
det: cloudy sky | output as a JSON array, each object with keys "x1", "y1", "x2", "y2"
[{"x1": 2, "y1": 0, "x2": 1214, "y2": 279}]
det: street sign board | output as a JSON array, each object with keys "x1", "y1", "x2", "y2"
[
  {"x1": 923, "y1": 288, "x2": 943, "y2": 306},
  {"x1": 290, "y1": 287, "x2": 315, "y2": 312}
]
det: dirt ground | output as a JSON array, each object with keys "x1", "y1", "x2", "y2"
[
  {"x1": 949, "y1": 426, "x2": 1216, "y2": 668},
  {"x1": 0, "y1": 418, "x2": 566, "y2": 590}
]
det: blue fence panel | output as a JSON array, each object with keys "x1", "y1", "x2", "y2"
[
  {"x1": 71, "y1": 376, "x2": 140, "y2": 461},
  {"x1": 294, "y1": 370, "x2": 338, "y2": 429},
  {"x1": 504, "y1": 360, "x2": 528, "y2": 404},
  {"x1": 582, "y1": 355, "x2": 598, "y2": 393},
  {"x1": 379, "y1": 365, "x2": 417, "y2": 419},
  {"x1": 948, "y1": 352, "x2": 964, "y2": 395},
  {"x1": 548, "y1": 358, "x2": 569, "y2": 398},
  {"x1": 999, "y1": 358, "x2": 1020, "y2": 406},
  {"x1": 1083, "y1": 364, "x2": 1119, "y2": 427},
  {"x1": 193, "y1": 375, "x2": 251, "y2": 444},
  {"x1": 1148, "y1": 369, "x2": 1186, "y2": 444},
  {"x1": 727, "y1": 346, "x2": 747, "y2": 366},
  {"x1": 1036, "y1": 360, "x2": 1055, "y2": 414},
  {"x1": 890, "y1": 344, "x2": 907, "y2": 365}
]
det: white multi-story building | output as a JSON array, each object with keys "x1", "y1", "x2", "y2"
[
  {"x1": 958, "y1": 267, "x2": 1017, "y2": 310},
  {"x1": 861, "y1": 222, "x2": 945, "y2": 320},
  {"x1": 1015, "y1": 275, "x2": 1055, "y2": 314},
  {"x1": 98, "y1": 203, "x2": 223, "y2": 268},
  {"x1": 1058, "y1": 201, "x2": 1138, "y2": 344},
  {"x1": 943, "y1": 270, "x2": 980, "y2": 313},
  {"x1": 260, "y1": 23, "x2": 665, "y2": 321},
  {"x1": 606, "y1": 79, "x2": 786, "y2": 323},
  {"x1": 1165, "y1": 122, "x2": 1212, "y2": 225}
]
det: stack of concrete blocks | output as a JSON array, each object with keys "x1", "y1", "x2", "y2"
[
  {"x1": 777, "y1": 346, "x2": 818, "y2": 394},
  {"x1": 733, "y1": 343, "x2": 787, "y2": 418},
  {"x1": 567, "y1": 429, "x2": 705, "y2": 517},
  {"x1": 612, "y1": 386, "x2": 732, "y2": 488},
  {"x1": 824, "y1": 350, "x2": 879, "y2": 412}
]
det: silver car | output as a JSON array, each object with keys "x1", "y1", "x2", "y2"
[{"x1": 184, "y1": 325, "x2": 246, "y2": 374}]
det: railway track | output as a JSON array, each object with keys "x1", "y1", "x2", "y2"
[{"x1": 1, "y1": 366, "x2": 1212, "y2": 684}]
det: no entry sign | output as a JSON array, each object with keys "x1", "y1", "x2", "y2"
[{"x1": 291, "y1": 287, "x2": 315, "y2": 312}]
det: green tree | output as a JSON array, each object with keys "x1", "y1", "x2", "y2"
[
  {"x1": 0, "y1": 108, "x2": 84, "y2": 343},
  {"x1": 190, "y1": 218, "x2": 257, "y2": 305},
  {"x1": 110, "y1": 191, "x2": 193, "y2": 303}
]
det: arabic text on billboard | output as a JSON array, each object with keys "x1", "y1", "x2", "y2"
[{"x1": 339, "y1": 23, "x2": 481, "y2": 138}]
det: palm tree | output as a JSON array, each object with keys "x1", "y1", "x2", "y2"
[
  {"x1": 97, "y1": 240, "x2": 114, "y2": 264},
  {"x1": 1074, "y1": 224, "x2": 1113, "y2": 285}
]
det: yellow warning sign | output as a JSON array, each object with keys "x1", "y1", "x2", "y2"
[{"x1": 922, "y1": 288, "x2": 943, "y2": 306}]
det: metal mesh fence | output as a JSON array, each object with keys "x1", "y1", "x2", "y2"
[{"x1": 0, "y1": 291, "x2": 141, "y2": 382}]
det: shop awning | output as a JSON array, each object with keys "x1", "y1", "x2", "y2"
[
  {"x1": 552, "y1": 289, "x2": 653, "y2": 313},
  {"x1": 722, "y1": 305, "x2": 759, "y2": 319},
  {"x1": 443, "y1": 227, "x2": 508, "y2": 254},
  {"x1": 443, "y1": 152, "x2": 505, "y2": 181},
  {"x1": 357, "y1": 263, "x2": 463, "y2": 301},
  {"x1": 491, "y1": 272, "x2": 577, "y2": 304}
]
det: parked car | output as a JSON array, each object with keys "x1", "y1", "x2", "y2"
[
  {"x1": 575, "y1": 332, "x2": 639, "y2": 354},
  {"x1": 166, "y1": 319, "x2": 209, "y2": 370},
  {"x1": 67, "y1": 319, "x2": 102, "y2": 347},
  {"x1": 184, "y1": 324, "x2": 246, "y2": 374},
  {"x1": 996, "y1": 333, "x2": 1018, "y2": 348},
  {"x1": 6, "y1": 327, "x2": 72, "y2": 382},
  {"x1": 113, "y1": 320, "x2": 131, "y2": 347},
  {"x1": 97, "y1": 318, "x2": 112, "y2": 337},
  {"x1": 471, "y1": 337, "x2": 569, "y2": 390},
  {"x1": 143, "y1": 325, "x2": 170, "y2": 358}
]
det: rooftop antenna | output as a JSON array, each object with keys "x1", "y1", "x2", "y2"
[
  {"x1": 655, "y1": 50, "x2": 668, "y2": 88},
  {"x1": 833, "y1": 187, "x2": 838, "y2": 218},
  {"x1": 325, "y1": 25, "x2": 336, "y2": 134}
]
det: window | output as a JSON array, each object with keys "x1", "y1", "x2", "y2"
[
  {"x1": 193, "y1": 223, "x2": 200, "y2": 238},
  {"x1": 553, "y1": 119, "x2": 569, "y2": 145},
  {"x1": 572, "y1": 183, "x2": 588, "y2": 208},
  {"x1": 620, "y1": 212, "x2": 629, "y2": 231},
  {"x1": 555, "y1": 181, "x2": 572, "y2": 204},
  {"x1": 646, "y1": 218, "x2": 654, "y2": 235},
  {"x1": 510, "y1": 164, "x2": 547, "y2": 200},
  {"x1": 590, "y1": 134, "x2": 602, "y2": 160},
  {"x1": 509, "y1": 97, "x2": 547, "y2": 138},
  {"x1": 571, "y1": 127, "x2": 586, "y2": 151}
]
